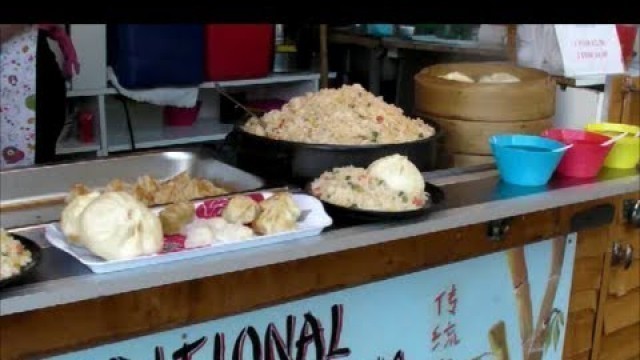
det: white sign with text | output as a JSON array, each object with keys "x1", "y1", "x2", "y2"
[{"x1": 554, "y1": 24, "x2": 624, "y2": 77}]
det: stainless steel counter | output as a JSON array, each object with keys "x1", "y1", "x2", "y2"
[{"x1": 1, "y1": 165, "x2": 638, "y2": 316}]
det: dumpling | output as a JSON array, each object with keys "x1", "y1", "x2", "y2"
[
  {"x1": 367, "y1": 154, "x2": 425, "y2": 196},
  {"x1": 253, "y1": 204, "x2": 298, "y2": 235},
  {"x1": 202, "y1": 218, "x2": 254, "y2": 242},
  {"x1": 206, "y1": 217, "x2": 230, "y2": 231},
  {"x1": 130, "y1": 175, "x2": 160, "y2": 205},
  {"x1": 478, "y1": 72, "x2": 520, "y2": 83},
  {"x1": 159, "y1": 201, "x2": 195, "y2": 235},
  {"x1": 260, "y1": 193, "x2": 301, "y2": 219},
  {"x1": 66, "y1": 183, "x2": 92, "y2": 203},
  {"x1": 105, "y1": 178, "x2": 131, "y2": 193},
  {"x1": 212, "y1": 222, "x2": 254, "y2": 242},
  {"x1": 60, "y1": 191, "x2": 101, "y2": 246},
  {"x1": 222, "y1": 195, "x2": 261, "y2": 224},
  {"x1": 184, "y1": 218, "x2": 254, "y2": 248},
  {"x1": 77, "y1": 192, "x2": 163, "y2": 261},
  {"x1": 252, "y1": 193, "x2": 300, "y2": 235},
  {"x1": 184, "y1": 219, "x2": 216, "y2": 249},
  {"x1": 439, "y1": 71, "x2": 475, "y2": 83}
]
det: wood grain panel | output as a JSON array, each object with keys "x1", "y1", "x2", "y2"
[
  {"x1": 563, "y1": 309, "x2": 596, "y2": 357},
  {"x1": 572, "y1": 257, "x2": 605, "y2": 292},
  {"x1": 599, "y1": 323, "x2": 640, "y2": 360},
  {"x1": 609, "y1": 262, "x2": 640, "y2": 297},
  {"x1": 575, "y1": 227, "x2": 610, "y2": 259},
  {"x1": 0, "y1": 209, "x2": 561, "y2": 359},
  {"x1": 569, "y1": 290, "x2": 598, "y2": 313},
  {"x1": 603, "y1": 289, "x2": 640, "y2": 335},
  {"x1": 607, "y1": 75, "x2": 640, "y2": 126},
  {"x1": 563, "y1": 350, "x2": 590, "y2": 360}
]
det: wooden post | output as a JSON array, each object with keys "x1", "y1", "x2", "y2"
[
  {"x1": 319, "y1": 24, "x2": 329, "y2": 88},
  {"x1": 506, "y1": 25, "x2": 518, "y2": 64}
]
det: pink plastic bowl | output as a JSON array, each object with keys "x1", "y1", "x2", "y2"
[
  {"x1": 541, "y1": 128, "x2": 614, "y2": 178},
  {"x1": 163, "y1": 101, "x2": 202, "y2": 127}
]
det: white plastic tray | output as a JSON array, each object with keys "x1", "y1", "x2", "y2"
[{"x1": 45, "y1": 192, "x2": 332, "y2": 273}]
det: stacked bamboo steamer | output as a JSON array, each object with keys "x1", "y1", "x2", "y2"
[{"x1": 414, "y1": 63, "x2": 556, "y2": 167}]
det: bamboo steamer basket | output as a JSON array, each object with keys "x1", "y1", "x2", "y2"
[
  {"x1": 453, "y1": 154, "x2": 495, "y2": 167},
  {"x1": 417, "y1": 112, "x2": 553, "y2": 155},
  {"x1": 414, "y1": 62, "x2": 556, "y2": 122}
]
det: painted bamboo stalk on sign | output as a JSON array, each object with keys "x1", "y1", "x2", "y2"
[
  {"x1": 489, "y1": 321, "x2": 511, "y2": 360},
  {"x1": 507, "y1": 235, "x2": 568, "y2": 360},
  {"x1": 528, "y1": 236, "x2": 567, "y2": 360},
  {"x1": 507, "y1": 246, "x2": 535, "y2": 358}
]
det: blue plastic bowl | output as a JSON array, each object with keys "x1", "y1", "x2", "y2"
[{"x1": 490, "y1": 134, "x2": 567, "y2": 187}]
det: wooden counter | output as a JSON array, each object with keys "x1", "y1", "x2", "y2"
[{"x1": 1, "y1": 167, "x2": 638, "y2": 359}]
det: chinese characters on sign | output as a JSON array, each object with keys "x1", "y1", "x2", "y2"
[
  {"x1": 431, "y1": 284, "x2": 460, "y2": 356},
  {"x1": 572, "y1": 39, "x2": 609, "y2": 61}
]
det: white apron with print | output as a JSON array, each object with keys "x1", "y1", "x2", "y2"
[{"x1": 0, "y1": 27, "x2": 38, "y2": 169}]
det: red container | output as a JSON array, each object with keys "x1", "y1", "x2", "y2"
[
  {"x1": 163, "y1": 101, "x2": 201, "y2": 127},
  {"x1": 77, "y1": 111, "x2": 95, "y2": 144},
  {"x1": 205, "y1": 24, "x2": 274, "y2": 81},
  {"x1": 616, "y1": 25, "x2": 638, "y2": 68},
  {"x1": 541, "y1": 128, "x2": 614, "y2": 178}
]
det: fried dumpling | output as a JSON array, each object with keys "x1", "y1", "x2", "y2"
[
  {"x1": 252, "y1": 193, "x2": 300, "y2": 235},
  {"x1": 105, "y1": 178, "x2": 131, "y2": 193},
  {"x1": 195, "y1": 178, "x2": 226, "y2": 198},
  {"x1": 131, "y1": 175, "x2": 160, "y2": 205},
  {"x1": 67, "y1": 183, "x2": 92, "y2": 203},
  {"x1": 260, "y1": 193, "x2": 301, "y2": 219},
  {"x1": 159, "y1": 201, "x2": 195, "y2": 235},
  {"x1": 153, "y1": 181, "x2": 179, "y2": 205},
  {"x1": 222, "y1": 195, "x2": 261, "y2": 225}
]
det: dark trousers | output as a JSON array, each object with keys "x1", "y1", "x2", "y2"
[{"x1": 35, "y1": 30, "x2": 66, "y2": 164}]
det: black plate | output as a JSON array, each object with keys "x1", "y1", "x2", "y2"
[
  {"x1": 313, "y1": 181, "x2": 446, "y2": 222},
  {"x1": 0, "y1": 233, "x2": 42, "y2": 289}
]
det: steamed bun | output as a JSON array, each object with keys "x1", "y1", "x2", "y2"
[
  {"x1": 222, "y1": 195, "x2": 261, "y2": 224},
  {"x1": 77, "y1": 192, "x2": 163, "y2": 261},
  {"x1": 60, "y1": 191, "x2": 101, "y2": 245},
  {"x1": 439, "y1": 71, "x2": 475, "y2": 83},
  {"x1": 367, "y1": 154, "x2": 424, "y2": 196},
  {"x1": 478, "y1": 72, "x2": 520, "y2": 83}
]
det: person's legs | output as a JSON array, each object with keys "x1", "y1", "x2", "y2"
[{"x1": 34, "y1": 30, "x2": 66, "y2": 164}]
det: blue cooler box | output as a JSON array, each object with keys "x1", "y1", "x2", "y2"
[{"x1": 108, "y1": 24, "x2": 205, "y2": 89}]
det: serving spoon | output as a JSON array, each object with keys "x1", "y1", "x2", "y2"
[
  {"x1": 551, "y1": 144, "x2": 574, "y2": 152},
  {"x1": 601, "y1": 132, "x2": 629, "y2": 147}
]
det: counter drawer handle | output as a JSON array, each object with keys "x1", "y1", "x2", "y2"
[
  {"x1": 612, "y1": 242, "x2": 624, "y2": 267},
  {"x1": 624, "y1": 199, "x2": 640, "y2": 228},
  {"x1": 623, "y1": 244, "x2": 634, "y2": 270}
]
